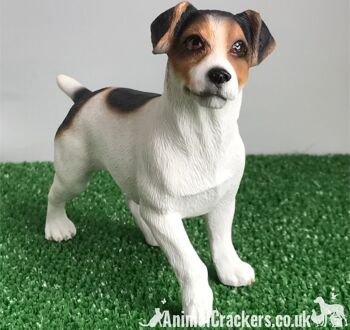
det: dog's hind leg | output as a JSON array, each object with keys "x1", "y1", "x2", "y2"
[
  {"x1": 127, "y1": 200, "x2": 159, "y2": 247},
  {"x1": 45, "y1": 136, "x2": 92, "y2": 242}
]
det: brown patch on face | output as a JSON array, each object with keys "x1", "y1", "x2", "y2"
[
  {"x1": 222, "y1": 19, "x2": 250, "y2": 88},
  {"x1": 168, "y1": 14, "x2": 215, "y2": 86},
  {"x1": 168, "y1": 13, "x2": 251, "y2": 90}
]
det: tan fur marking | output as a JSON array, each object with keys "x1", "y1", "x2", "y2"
[
  {"x1": 222, "y1": 19, "x2": 250, "y2": 88},
  {"x1": 156, "y1": 2, "x2": 191, "y2": 53},
  {"x1": 169, "y1": 15, "x2": 214, "y2": 86},
  {"x1": 169, "y1": 15, "x2": 250, "y2": 89},
  {"x1": 239, "y1": 10, "x2": 276, "y2": 66}
]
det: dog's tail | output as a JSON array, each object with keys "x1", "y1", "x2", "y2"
[{"x1": 56, "y1": 74, "x2": 92, "y2": 103}]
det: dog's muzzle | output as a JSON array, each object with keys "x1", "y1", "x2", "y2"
[
  {"x1": 207, "y1": 67, "x2": 232, "y2": 86},
  {"x1": 184, "y1": 86, "x2": 229, "y2": 102}
]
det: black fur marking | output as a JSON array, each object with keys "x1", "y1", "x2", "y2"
[
  {"x1": 257, "y1": 20, "x2": 274, "y2": 63},
  {"x1": 151, "y1": 7, "x2": 175, "y2": 50},
  {"x1": 56, "y1": 88, "x2": 107, "y2": 137},
  {"x1": 106, "y1": 88, "x2": 160, "y2": 113},
  {"x1": 175, "y1": 10, "x2": 235, "y2": 41},
  {"x1": 173, "y1": 10, "x2": 203, "y2": 41},
  {"x1": 151, "y1": 3, "x2": 197, "y2": 53},
  {"x1": 234, "y1": 11, "x2": 275, "y2": 65},
  {"x1": 175, "y1": 9, "x2": 275, "y2": 65},
  {"x1": 151, "y1": 7, "x2": 238, "y2": 53},
  {"x1": 72, "y1": 87, "x2": 92, "y2": 103},
  {"x1": 172, "y1": 4, "x2": 197, "y2": 39},
  {"x1": 234, "y1": 12, "x2": 254, "y2": 49}
]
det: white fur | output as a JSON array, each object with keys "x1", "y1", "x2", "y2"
[
  {"x1": 46, "y1": 30, "x2": 253, "y2": 325},
  {"x1": 189, "y1": 16, "x2": 239, "y2": 107},
  {"x1": 56, "y1": 74, "x2": 83, "y2": 100}
]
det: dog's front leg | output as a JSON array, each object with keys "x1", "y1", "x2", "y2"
[
  {"x1": 140, "y1": 207, "x2": 213, "y2": 325},
  {"x1": 207, "y1": 192, "x2": 255, "y2": 287}
]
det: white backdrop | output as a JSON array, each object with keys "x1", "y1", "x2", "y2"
[{"x1": 1, "y1": 0, "x2": 349, "y2": 161}]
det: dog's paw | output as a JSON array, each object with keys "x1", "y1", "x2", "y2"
[
  {"x1": 144, "y1": 234, "x2": 159, "y2": 247},
  {"x1": 182, "y1": 283, "x2": 213, "y2": 326},
  {"x1": 45, "y1": 217, "x2": 76, "y2": 242},
  {"x1": 216, "y1": 259, "x2": 255, "y2": 287}
]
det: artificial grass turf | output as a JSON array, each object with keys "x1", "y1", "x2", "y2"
[{"x1": 0, "y1": 155, "x2": 349, "y2": 329}]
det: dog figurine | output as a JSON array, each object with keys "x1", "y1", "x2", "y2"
[{"x1": 46, "y1": 1, "x2": 275, "y2": 325}]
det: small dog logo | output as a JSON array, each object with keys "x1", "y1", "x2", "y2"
[
  {"x1": 311, "y1": 296, "x2": 347, "y2": 327},
  {"x1": 139, "y1": 308, "x2": 165, "y2": 327}
]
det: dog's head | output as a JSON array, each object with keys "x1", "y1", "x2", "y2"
[
  {"x1": 314, "y1": 297, "x2": 324, "y2": 304},
  {"x1": 151, "y1": 2, "x2": 276, "y2": 109}
]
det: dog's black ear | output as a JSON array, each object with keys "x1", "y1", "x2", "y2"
[
  {"x1": 151, "y1": 1, "x2": 197, "y2": 54},
  {"x1": 235, "y1": 10, "x2": 276, "y2": 66}
]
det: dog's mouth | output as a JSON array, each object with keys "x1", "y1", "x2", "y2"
[{"x1": 184, "y1": 87, "x2": 227, "y2": 101}]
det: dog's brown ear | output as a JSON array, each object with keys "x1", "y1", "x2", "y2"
[
  {"x1": 151, "y1": 1, "x2": 197, "y2": 54},
  {"x1": 235, "y1": 10, "x2": 276, "y2": 66}
]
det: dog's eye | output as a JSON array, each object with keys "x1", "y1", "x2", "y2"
[
  {"x1": 231, "y1": 40, "x2": 247, "y2": 57},
  {"x1": 184, "y1": 35, "x2": 204, "y2": 51}
]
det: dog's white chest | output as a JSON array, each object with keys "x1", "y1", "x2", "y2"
[
  {"x1": 172, "y1": 173, "x2": 243, "y2": 218},
  {"x1": 167, "y1": 144, "x2": 245, "y2": 217},
  {"x1": 137, "y1": 119, "x2": 245, "y2": 217}
]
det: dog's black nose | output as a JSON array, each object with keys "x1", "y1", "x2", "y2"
[{"x1": 208, "y1": 68, "x2": 231, "y2": 85}]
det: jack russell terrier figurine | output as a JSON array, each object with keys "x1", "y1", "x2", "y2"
[{"x1": 46, "y1": 1, "x2": 275, "y2": 325}]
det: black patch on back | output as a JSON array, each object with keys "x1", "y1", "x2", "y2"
[
  {"x1": 56, "y1": 88, "x2": 107, "y2": 137},
  {"x1": 106, "y1": 88, "x2": 160, "y2": 113},
  {"x1": 72, "y1": 87, "x2": 92, "y2": 103}
]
